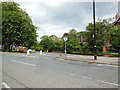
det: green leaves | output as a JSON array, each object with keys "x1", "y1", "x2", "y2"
[
  {"x1": 109, "y1": 26, "x2": 120, "y2": 53},
  {"x1": 2, "y1": 1, "x2": 37, "y2": 51},
  {"x1": 86, "y1": 20, "x2": 110, "y2": 48},
  {"x1": 40, "y1": 35, "x2": 53, "y2": 51}
]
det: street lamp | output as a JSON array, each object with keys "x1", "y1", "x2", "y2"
[
  {"x1": 63, "y1": 37, "x2": 68, "y2": 55},
  {"x1": 93, "y1": 0, "x2": 97, "y2": 60}
]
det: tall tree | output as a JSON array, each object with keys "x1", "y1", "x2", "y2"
[
  {"x1": 62, "y1": 29, "x2": 80, "y2": 53},
  {"x1": 77, "y1": 31, "x2": 88, "y2": 42},
  {"x1": 40, "y1": 35, "x2": 53, "y2": 52},
  {"x1": 86, "y1": 19, "x2": 111, "y2": 52},
  {"x1": 50, "y1": 35, "x2": 64, "y2": 51},
  {"x1": 2, "y1": 1, "x2": 38, "y2": 51}
]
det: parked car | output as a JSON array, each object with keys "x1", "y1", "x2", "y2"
[{"x1": 23, "y1": 48, "x2": 28, "y2": 53}]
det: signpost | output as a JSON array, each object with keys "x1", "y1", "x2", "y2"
[{"x1": 63, "y1": 37, "x2": 68, "y2": 55}]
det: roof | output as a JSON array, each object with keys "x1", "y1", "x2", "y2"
[{"x1": 112, "y1": 17, "x2": 120, "y2": 26}]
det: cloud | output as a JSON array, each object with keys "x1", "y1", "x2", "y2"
[
  {"x1": 96, "y1": 2, "x2": 117, "y2": 17},
  {"x1": 13, "y1": 1, "x2": 118, "y2": 41}
]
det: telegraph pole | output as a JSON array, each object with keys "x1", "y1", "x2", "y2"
[{"x1": 93, "y1": 0, "x2": 97, "y2": 60}]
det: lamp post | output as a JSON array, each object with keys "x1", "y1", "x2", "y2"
[
  {"x1": 93, "y1": 0, "x2": 97, "y2": 60},
  {"x1": 63, "y1": 37, "x2": 68, "y2": 55}
]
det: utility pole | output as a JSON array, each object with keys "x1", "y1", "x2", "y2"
[{"x1": 93, "y1": 0, "x2": 97, "y2": 60}]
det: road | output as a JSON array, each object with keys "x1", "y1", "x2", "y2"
[{"x1": 2, "y1": 52, "x2": 119, "y2": 88}]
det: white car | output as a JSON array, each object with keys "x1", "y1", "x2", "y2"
[{"x1": 28, "y1": 49, "x2": 32, "y2": 53}]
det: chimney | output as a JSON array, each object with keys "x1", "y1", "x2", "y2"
[{"x1": 115, "y1": 13, "x2": 120, "y2": 21}]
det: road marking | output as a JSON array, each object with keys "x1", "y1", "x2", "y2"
[
  {"x1": 97, "y1": 64, "x2": 102, "y2": 67},
  {"x1": 105, "y1": 65, "x2": 119, "y2": 68},
  {"x1": 98, "y1": 64, "x2": 119, "y2": 68},
  {"x1": 68, "y1": 72, "x2": 120, "y2": 87},
  {"x1": 12, "y1": 60, "x2": 36, "y2": 67},
  {"x1": 58, "y1": 59, "x2": 65, "y2": 60},
  {"x1": 2, "y1": 82, "x2": 10, "y2": 88},
  {"x1": 97, "y1": 80, "x2": 120, "y2": 87}
]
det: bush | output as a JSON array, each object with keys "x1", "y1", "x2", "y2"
[
  {"x1": 103, "y1": 51, "x2": 110, "y2": 55},
  {"x1": 71, "y1": 51, "x2": 80, "y2": 54},
  {"x1": 31, "y1": 45, "x2": 43, "y2": 51},
  {"x1": 110, "y1": 54, "x2": 120, "y2": 57}
]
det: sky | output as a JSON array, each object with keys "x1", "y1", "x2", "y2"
[{"x1": 2, "y1": 0, "x2": 119, "y2": 41}]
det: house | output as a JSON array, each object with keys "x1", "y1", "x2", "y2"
[
  {"x1": 102, "y1": 13, "x2": 120, "y2": 53},
  {"x1": 112, "y1": 13, "x2": 120, "y2": 26}
]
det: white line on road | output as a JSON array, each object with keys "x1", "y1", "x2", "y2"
[
  {"x1": 2, "y1": 82, "x2": 10, "y2": 88},
  {"x1": 68, "y1": 72, "x2": 120, "y2": 87},
  {"x1": 97, "y1": 64, "x2": 119, "y2": 68},
  {"x1": 105, "y1": 64, "x2": 119, "y2": 68},
  {"x1": 97, "y1": 80, "x2": 120, "y2": 87},
  {"x1": 12, "y1": 60, "x2": 36, "y2": 67},
  {"x1": 11, "y1": 60, "x2": 119, "y2": 87}
]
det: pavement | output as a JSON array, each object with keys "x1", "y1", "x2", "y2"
[{"x1": 57, "y1": 53, "x2": 119, "y2": 66}]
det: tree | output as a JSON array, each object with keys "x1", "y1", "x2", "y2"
[
  {"x1": 62, "y1": 29, "x2": 81, "y2": 53},
  {"x1": 86, "y1": 19, "x2": 111, "y2": 52},
  {"x1": 77, "y1": 31, "x2": 88, "y2": 42},
  {"x1": 109, "y1": 26, "x2": 120, "y2": 53},
  {"x1": 2, "y1": 1, "x2": 38, "y2": 51},
  {"x1": 50, "y1": 35, "x2": 64, "y2": 51},
  {"x1": 31, "y1": 42, "x2": 43, "y2": 51},
  {"x1": 40, "y1": 35, "x2": 53, "y2": 52}
]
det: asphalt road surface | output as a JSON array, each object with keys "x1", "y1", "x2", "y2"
[{"x1": 2, "y1": 53, "x2": 119, "y2": 88}]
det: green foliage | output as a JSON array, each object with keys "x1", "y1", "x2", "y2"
[
  {"x1": 109, "y1": 26, "x2": 120, "y2": 53},
  {"x1": 62, "y1": 29, "x2": 81, "y2": 53},
  {"x1": 103, "y1": 51, "x2": 110, "y2": 55},
  {"x1": 79, "y1": 46, "x2": 93, "y2": 55},
  {"x1": 40, "y1": 35, "x2": 53, "y2": 52},
  {"x1": 51, "y1": 39, "x2": 64, "y2": 51},
  {"x1": 30, "y1": 43, "x2": 43, "y2": 51},
  {"x1": 86, "y1": 19, "x2": 111, "y2": 52},
  {"x1": 2, "y1": 1, "x2": 38, "y2": 51},
  {"x1": 110, "y1": 54, "x2": 120, "y2": 57},
  {"x1": 77, "y1": 31, "x2": 88, "y2": 42},
  {"x1": 66, "y1": 38, "x2": 80, "y2": 53}
]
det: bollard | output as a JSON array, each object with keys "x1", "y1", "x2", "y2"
[
  {"x1": 27, "y1": 50, "x2": 30, "y2": 55},
  {"x1": 40, "y1": 50, "x2": 42, "y2": 55}
]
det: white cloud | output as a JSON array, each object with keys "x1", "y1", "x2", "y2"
[
  {"x1": 37, "y1": 23, "x2": 70, "y2": 38},
  {"x1": 2, "y1": 0, "x2": 118, "y2": 41},
  {"x1": 14, "y1": 0, "x2": 120, "y2": 3}
]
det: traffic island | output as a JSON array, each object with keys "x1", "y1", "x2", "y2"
[{"x1": 57, "y1": 54, "x2": 119, "y2": 66}]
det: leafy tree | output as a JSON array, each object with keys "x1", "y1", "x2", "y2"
[
  {"x1": 86, "y1": 19, "x2": 111, "y2": 52},
  {"x1": 40, "y1": 35, "x2": 53, "y2": 52},
  {"x1": 109, "y1": 26, "x2": 120, "y2": 53},
  {"x1": 66, "y1": 38, "x2": 80, "y2": 53},
  {"x1": 50, "y1": 35, "x2": 64, "y2": 51},
  {"x1": 2, "y1": 1, "x2": 38, "y2": 51},
  {"x1": 30, "y1": 42, "x2": 43, "y2": 51},
  {"x1": 50, "y1": 35, "x2": 57, "y2": 40},
  {"x1": 77, "y1": 31, "x2": 88, "y2": 42},
  {"x1": 62, "y1": 29, "x2": 81, "y2": 53}
]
